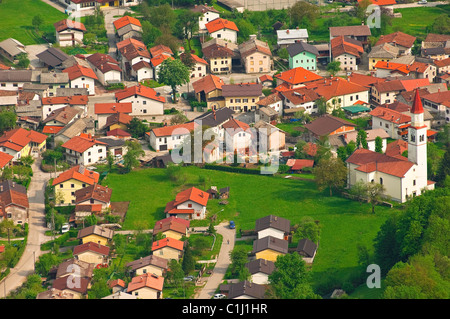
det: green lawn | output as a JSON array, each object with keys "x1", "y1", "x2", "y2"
[
  {"x1": 0, "y1": 0, "x2": 66, "y2": 45},
  {"x1": 103, "y1": 165, "x2": 397, "y2": 295}
]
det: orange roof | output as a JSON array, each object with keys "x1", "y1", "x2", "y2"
[
  {"x1": 73, "y1": 241, "x2": 110, "y2": 256},
  {"x1": 150, "y1": 53, "x2": 174, "y2": 67},
  {"x1": 370, "y1": 107, "x2": 411, "y2": 124},
  {"x1": 107, "y1": 128, "x2": 131, "y2": 138},
  {"x1": 61, "y1": 135, "x2": 107, "y2": 153},
  {"x1": 175, "y1": 186, "x2": 209, "y2": 206},
  {"x1": 259, "y1": 74, "x2": 273, "y2": 83},
  {"x1": 94, "y1": 102, "x2": 132, "y2": 114},
  {"x1": 63, "y1": 64, "x2": 98, "y2": 81},
  {"x1": 108, "y1": 279, "x2": 126, "y2": 289},
  {"x1": 0, "y1": 151, "x2": 13, "y2": 169},
  {"x1": 348, "y1": 72, "x2": 386, "y2": 88},
  {"x1": 52, "y1": 165, "x2": 99, "y2": 186},
  {"x1": 357, "y1": 0, "x2": 396, "y2": 5},
  {"x1": 149, "y1": 44, "x2": 173, "y2": 57},
  {"x1": 304, "y1": 77, "x2": 368, "y2": 101},
  {"x1": 331, "y1": 36, "x2": 364, "y2": 58},
  {"x1": 347, "y1": 148, "x2": 414, "y2": 178},
  {"x1": 115, "y1": 84, "x2": 166, "y2": 103},
  {"x1": 434, "y1": 57, "x2": 450, "y2": 68},
  {"x1": 275, "y1": 67, "x2": 323, "y2": 86},
  {"x1": 399, "y1": 78, "x2": 430, "y2": 92},
  {"x1": 42, "y1": 126, "x2": 64, "y2": 134},
  {"x1": 151, "y1": 237, "x2": 184, "y2": 252},
  {"x1": 192, "y1": 74, "x2": 225, "y2": 94},
  {"x1": 385, "y1": 139, "x2": 408, "y2": 157},
  {"x1": 376, "y1": 31, "x2": 416, "y2": 48},
  {"x1": 411, "y1": 89, "x2": 424, "y2": 114},
  {"x1": 150, "y1": 122, "x2": 196, "y2": 137},
  {"x1": 205, "y1": 18, "x2": 239, "y2": 33},
  {"x1": 374, "y1": 61, "x2": 410, "y2": 75},
  {"x1": 127, "y1": 273, "x2": 164, "y2": 292},
  {"x1": 222, "y1": 118, "x2": 250, "y2": 132},
  {"x1": 113, "y1": 15, "x2": 141, "y2": 30},
  {"x1": 286, "y1": 159, "x2": 314, "y2": 170},
  {"x1": 0, "y1": 128, "x2": 46, "y2": 151},
  {"x1": 186, "y1": 53, "x2": 208, "y2": 65}
]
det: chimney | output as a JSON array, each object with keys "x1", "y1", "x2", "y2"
[{"x1": 286, "y1": 29, "x2": 289, "y2": 34}]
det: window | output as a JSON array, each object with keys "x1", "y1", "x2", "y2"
[
  {"x1": 71, "y1": 184, "x2": 75, "y2": 188},
  {"x1": 88, "y1": 152, "x2": 91, "y2": 156},
  {"x1": 143, "y1": 101, "x2": 146, "y2": 105},
  {"x1": 413, "y1": 180, "x2": 416, "y2": 186},
  {"x1": 98, "y1": 148, "x2": 103, "y2": 153},
  {"x1": 235, "y1": 99, "x2": 241, "y2": 103},
  {"x1": 380, "y1": 177, "x2": 383, "y2": 185},
  {"x1": 188, "y1": 204, "x2": 192, "y2": 208},
  {"x1": 60, "y1": 184, "x2": 63, "y2": 188},
  {"x1": 71, "y1": 192, "x2": 75, "y2": 196}
]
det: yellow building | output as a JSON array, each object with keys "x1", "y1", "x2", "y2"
[
  {"x1": 0, "y1": 128, "x2": 47, "y2": 160},
  {"x1": 126, "y1": 255, "x2": 169, "y2": 278},
  {"x1": 222, "y1": 83, "x2": 263, "y2": 112},
  {"x1": 368, "y1": 43, "x2": 399, "y2": 71},
  {"x1": 127, "y1": 273, "x2": 164, "y2": 299},
  {"x1": 151, "y1": 237, "x2": 184, "y2": 261},
  {"x1": 77, "y1": 225, "x2": 114, "y2": 246},
  {"x1": 52, "y1": 165, "x2": 99, "y2": 205},
  {"x1": 73, "y1": 242, "x2": 110, "y2": 266},
  {"x1": 252, "y1": 236, "x2": 288, "y2": 262},
  {"x1": 152, "y1": 219, "x2": 189, "y2": 241}
]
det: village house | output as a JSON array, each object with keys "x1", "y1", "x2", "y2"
[
  {"x1": 151, "y1": 237, "x2": 185, "y2": 261},
  {"x1": 36, "y1": 288, "x2": 75, "y2": 300},
  {"x1": 434, "y1": 57, "x2": 450, "y2": 75},
  {"x1": 54, "y1": 19, "x2": 86, "y2": 47},
  {"x1": 192, "y1": 4, "x2": 220, "y2": 33},
  {"x1": 77, "y1": 224, "x2": 114, "y2": 246},
  {"x1": 127, "y1": 273, "x2": 164, "y2": 299},
  {"x1": 146, "y1": 122, "x2": 196, "y2": 152},
  {"x1": 368, "y1": 43, "x2": 400, "y2": 71},
  {"x1": 192, "y1": 74, "x2": 225, "y2": 109},
  {"x1": 370, "y1": 78, "x2": 430, "y2": 106},
  {"x1": 0, "y1": 180, "x2": 29, "y2": 225},
  {"x1": 370, "y1": 107, "x2": 411, "y2": 140},
  {"x1": 202, "y1": 43, "x2": 234, "y2": 75},
  {"x1": 113, "y1": 15, "x2": 142, "y2": 41},
  {"x1": 0, "y1": 127, "x2": 47, "y2": 160},
  {"x1": 238, "y1": 35, "x2": 272, "y2": 74},
  {"x1": 63, "y1": 64, "x2": 98, "y2": 96},
  {"x1": 222, "y1": 82, "x2": 263, "y2": 112},
  {"x1": 287, "y1": 41, "x2": 319, "y2": 71},
  {"x1": 421, "y1": 33, "x2": 450, "y2": 60},
  {"x1": 421, "y1": 90, "x2": 450, "y2": 124},
  {"x1": 205, "y1": 18, "x2": 239, "y2": 44},
  {"x1": 329, "y1": 128, "x2": 389, "y2": 154},
  {"x1": 0, "y1": 38, "x2": 26, "y2": 62},
  {"x1": 86, "y1": 53, "x2": 122, "y2": 86},
  {"x1": 256, "y1": 93, "x2": 283, "y2": 117},
  {"x1": 245, "y1": 259, "x2": 276, "y2": 285},
  {"x1": 74, "y1": 183, "x2": 112, "y2": 211},
  {"x1": 150, "y1": 53, "x2": 174, "y2": 81},
  {"x1": 347, "y1": 90, "x2": 435, "y2": 203},
  {"x1": 382, "y1": 100, "x2": 434, "y2": 130},
  {"x1": 54, "y1": 118, "x2": 95, "y2": 146},
  {"x1": 73, "y1": 242, "x2": 110, "y2": 266},
  {"x1": 227, "y1": 281, "x2": 266, "y2": 299},
  {"x1": 255, "y1": 215, "x2": 290, "y2": 241},
  {"x1": 181, "y1": 53, "x2": 208, "y2": 79},
  {"x1": 279, "y1": 86, "x2": 320, "y2": 115},
  {"x1": 276, "y1": 28, "x2": 308, "y2": 49},
  {"x1": 331, "y1": 36, "x2": 364, "y2": 71},
  {"x1": 255, "y1": 106, "x2": 279, "y2": 125},
  {"x1": 274, "y1": 67, "x2": 323, "y2": 91},
  {"x1": 222, "y1": 117, "x2": 253, "y2": 156},
  {"x1": 126, "y1": 255, "x2": 169, "y2": 278},
  {"x1": 0, "y1": 152, "x2": 13, "y2": 172},
  {"x1": 94, "y1": 102, "x2": 132, "y2": 130},
  {"x1": 152, "y1": 217, "x2": 189, "y2": 241},
  {"x1": 41, "y1": 95, "x2": 89, "y2": 119},
  {"x1": 39, "y1": 72, "x2": 70, "y2": 97},
  {"x1": 303, "y1": 114, "x2": 356, "y2": 142},
  {"x1": 102, "y1": 112, "x2": 133, "y2": 133},
  {"x1": 164, "y1": 187, "x2": 209, "y2": 220},
  {"x1": 37, "y1": 47, "x2": 69, "y2": 69},
  {"x1": 51, "y1": 258, "x2": 93, "y2": 299},
  {"x1": 254, "y1": 121, "x2": 286, "y2": 153},
  {"x1": 62, "y1": 133, "x2": 108, "y2": 165},
  {"x1": 329, "y1": 25, "x2": 371, "y2": 49},
  {"x1": 108, "y1": 279, "x2": 126, "y2": 294},
  {"x1": 375, "y1": 31, "x2": 416, "y2": 55},
  {"x1": 252, "y1": 235, "x2": 288, "y2": 262},
  {"x1": 52, "y1": 165, "x2": 99, "y2": 206},
  {"x1": 43, "y1": 106, "x2": 82, "y2": 134},
  {"x1": 115, "y1": 84, "x2": 165, "y2": 116},
  {"x1": 0, "y1": 70, "x2": 40, "y2": 91},
  {"x1": 116, "y1": 38, "x2": 151, "y2": 81}
]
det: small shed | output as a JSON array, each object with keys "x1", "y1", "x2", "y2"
[
  {"x1": 219, "y1": 186, "x2": 230, "y2": 199},
  {"x1": 296, "y1": 238, "x2": 318, "y2": 264}
]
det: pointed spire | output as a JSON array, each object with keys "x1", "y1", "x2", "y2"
[{"x1": 411, "y1": 89, "x2": 424, "y2": 114}]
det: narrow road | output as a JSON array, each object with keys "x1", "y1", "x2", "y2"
[
  {"x1": 0, "y1": 158, "x2": 52, "y2": 299},
  {"x1": 196, "y1": 222, "x2": 235, "y2": 299}
]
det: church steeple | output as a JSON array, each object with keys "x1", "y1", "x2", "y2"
[{"x1": 410, "y1": 89, "x2": 424, "y2": 128}]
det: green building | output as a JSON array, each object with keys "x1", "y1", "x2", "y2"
[{"x1": 287, "y1": 42, "x2": 319, "y2": 71}]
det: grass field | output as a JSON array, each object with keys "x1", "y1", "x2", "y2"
[
  {"x1": 102, "y1": 165, "x2": 397, "y2": 294},
  {"x1": 0, "y1": 0, "x2": 66, "y2": 45}
]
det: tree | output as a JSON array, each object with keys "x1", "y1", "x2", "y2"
[
  {"x1": 236, "y1": 19, "x2": 257, "y2": 43},
  {"x1": 141, "y1": 20, "x2": 162, "y2": 47},
  {"x1": 288, "y1": 2, "x2": 320, "y2": 28},
  {"x1": 182, "y1": 245, "x2": 195, "y2": 275},
  {"x1": 436, "y1": 144, "x2": 450, "y2": 187},
  {"x1": 148, "y1": 4, "x2": 176, "y2": 31},
  {"x1": 316, "y1": 97, "x2": 328, "y2": 115},
  {"x1": 314, "y1": 157, "x2": 348, "y2": 196},
  {"x1": 430, "y1": 14, "x2": 450, "y2": 35},
  {"x1": 107, "y1": 150, "x2": 114, "y2": 170},
  {"x1": 375, "y1": 136, "x2": 383, "y2": 153},
  {"x1": 166, "y1": 259, "x2": 184, "y2": 286},
  {"x1": 356, "y1": 0, "x2": 372, "y2": 20},
  {"x1": 88, "y1": 277, "x2": 111, "y2": 299},
  {"x1": 126, "y1": 117, "x2": 149, "y2": 139},
  {"x1": 356, "y1": 130, "x2": 368, "y2": 149},
  {"x1": 294, "y1": 217, "x2": 321, "y2": 244},
  {"x1": 349, "y1": 180, "x2": 368, "y2": 205},
  {"x1": 181, "y1": 50, "x2": 196, "y2": 69},
  {"x1": 123, "y1": 140, "x2": 145, "y2": 173},
  {"x1": 366, "y1": 182, "x2": 386, "y2": 214},
  {"x1": 175, "y1": 10, "x2": 201, "y2": 51},
  {"x1": 229, "y1": 246, "x2": 248, "y2": 276},
  {"x1": 0, "y1": 219, "x2": 15, "y2": 244},
  {"x1": 157, "y1": 59, "x2": 190, "y2": 103},
  {"x1": 19, "y1": 155, "x2": 34, "y2": 167},
  {"x1": 326, "y1": 61, "x2": 341, "y2": 76},
  {"x1": 268, "y1": 253, "x2": 319, "y2": 299},
  {"x1": 0, "y1": 111, "x2": 16, "y2": 134},
  {"x1": 278, "y1": 47, "x2": 289, "y2": 60},
  {"x1": 32, "y1": 15, "x2": 43, "y2": 31}
]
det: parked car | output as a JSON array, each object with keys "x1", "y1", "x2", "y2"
[
  {"x1": 61, "y1": 223, "x2": 70, "y2": 233},
  {"x1": 214, "y1": 294, "x2": 226, "y2": 299},
  {"x1": 418, "y1": 0, "x2": 427, "y2": 3},
  {"x1": 183, "y1": 275, "x2": 195, "y2": 281},
  {"x1": 229, "y1": 221, "x2": 235, "y2": 229}
]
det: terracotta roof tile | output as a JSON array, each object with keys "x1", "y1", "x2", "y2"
[
  {"x1": 205, "y1": 18, "x2": 239, "y2": 33},
  {"x1": 54, "y1": 19, "x2": 86, "y2": 32},
  {"x1": 151, "y1": 237, "x2": 184, "y2": 252},
  {"x1": 192, "y1": 74, "x2": 225, "y2": 94},
  {"x1": 73, "y1": 241, "x2": 110, "y2": 256},
  {"x1": 63, "y1": 64, "x2": 97, "y2": 80},
  {"x1": 127, "y1": 273, "x2": 164, "y2": 292},
  {"x1": 94, "y1": 102, "x2": 132, "y2": 114},
  {"x1": 150, "y1": 122, "x2": 196, "y2": 137},
  {"x1": 113, "y1": 15, "x2": 141, "y2": 30},
  {"x1": 74, "y1": 184, "x2": 112, "y2": 204},
  {"x1": 52, "y1": 165, "x2": 99, "y2": 186},
  {"x1": 370, "y1": 106, "x2": 411, "y2": 124},
  {"x1": 115, "y1": 84, "x2": 166, "y2": 103},
  {"x1": 275, "y1": 67, "x2": 323, "y2": 86},
  {"x1": 62, "y1": 134, "x2": 106, "y2": 153},
  {"x1": 375, "y1": 31, "x2": 416, "y2": 48}
]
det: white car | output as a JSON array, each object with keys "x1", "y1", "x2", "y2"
[
  {"x1": 418, "y1": 0, "x2": 427, "y2": 4},
  {"x1": 61, "y1": 223, "x2": 70, "y2": 233},
  {"x1": 214, "y1": 294, "x2": 226, "y2": 299}
]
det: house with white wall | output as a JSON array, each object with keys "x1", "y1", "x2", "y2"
[
  {"x1": 63, "y1": 64, "x2": 97, "y2": 96},
  {"x1": 62, "y1": 134, "x2": 108, "y2": 166},
  {"x1": 146, "y1": 122, "x2": 196, "y2": 152},
  {"x1": 54, "y1": 19, "x2": 86, "y2": 47},
  {"x1": 164, "y1": 187, "x2": 209, "y2": 220},
  {"x1": 86, "y1": 53, "x2": 122, "y2": 86},
  {"x1": 205, "y1": 18, "x2": 239, "y2": 44},
  {"x1": 115, "y1": 84, "x2": 165, "y2": 116},
  {"x1": 192, "y1": 4, "x2": 220, "y2": 33}
]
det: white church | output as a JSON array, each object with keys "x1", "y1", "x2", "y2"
[{"x1": 346, "y1": 89, "x2": 435, "y2": 203}]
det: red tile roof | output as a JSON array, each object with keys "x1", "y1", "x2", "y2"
[
  {"x1": 54, "y1": 19, "x2": 86, "y2": 32},
  {"x1": 357, "y1": 0, "x2": 396, "y2": 5},
  {"x1": 280, "y1": 87, "x2": 320, "y2": 105},
  {"x1": 63, "y1": 64, "x2": 97, "y2": 80},
  {"x1": 52, "y1": 165, "x2": 99, "y2": 186},
  {"x1": 385, "y1": 139, "x2": 408, "y2": 157},
  {"x1": 127, "y1": 273, "x2": 164, "y2": 293},
  {"x1": 411, "y1": 89, "x2": 424, "y2": 114},
  {"x1": 115, "y1": 84, "x2": 166, "y2": 103},
  {"x1": 156, "y1": 216, "x2": 190, "y2": 229},
  {"x1": 0, "y1": 128, "x2": 46, "y2": 152},
  {"x1": 153, "y1": 218, "x2": 188, "y2": 236},
  {"x1": 434, "y1": 57, "x2": 450, "y2": 68},
  {"x1": 331, "y1": 36, "x2": 364, "y2": 58},
  {"x1": 62, "y1": 134, "x2": 107, "y2": 153},
  {"x1": 149, "y1": 44, "x2": 173, "y2": 57},
  {"x1": 107, "y1": 128, "x2": 131, "y2": 138},
  {"x1": 399, "y1": 78, "x2": 430, "y2": 92},
  {"x1": 75, "y1": 183, "x2": 112, "y2": 204},
  {"x1": 192, "y1": 74, "x2": 225, "y2": 94},
  {"x1": 180, "y1": 53, "x2": 208, "y2": 65},
  {"x1": 174, "y1": 187, "x2": 209, "y2": 207},
  {"x1": 374, "y1": 61, "x2": 410, "y2": 75},
  {"x1": 150, "y1": 53, "x2": 174, "y2": 67},
  {"x1": 347, "y1": 148, "x2": 414, "y2": 178},
  {"x1": 73, "y1": 241, "x2": 110, "y2": 256},
  {"x1": 151, "y1": 237, "x2": 184, "y2": 252},
  {"x1": 375, "y1": 31, "x2": 416, "y2": 48},
  {"x1": 304, "y1": 77, "x2": 368, "y2": 101},
  {"x1": 286, "y1": 159, "x2": 314, "y2": 170},
  {"x1": 117, "y1": 38, "x2": 150, "y2": 61},
  {"x1": 86, "y1": 53, "x2": 122, "y2": 73},
  {"x1": 348, "y1": 72, "x2": 386, "y2": 88},
  {"x1": 105, "y1": 112, "x2": 133, "y2": 127},
  {"x1": 150, "y1": 122, "x2": 196, "y2": 137},
  {"x1": 275, "y1": 67, "x2": 323, "y2": 86},
  {"x1": 42, "y1": 126, "x2": 64, "y2": 134},
  {"x1": 113, "y1": 15, "x2": 141, "y2": 30},
  {"x1": 41, "y1": 95, "x2": 88, "y2": 106},
  {"x1": 0, "y1": 152, "x2": 13, "y2": 168},
  {"x1": 370, "y1": 107, "x2": 411, "y2": 124},
  {"x1": 94, "y1": 102, "x2": 132, "y2": 114},
  {"x1": 205, "y1": 18, "x2": 239, "y2": 33},
  {"x1": 259, "y1": 74, "x2": 273, "y2": 83}
]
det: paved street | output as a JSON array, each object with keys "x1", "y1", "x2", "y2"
[
  {"x1": 196, "y1": 222, "x2": 235, "y2": 299},
  {"x1": 0, "y1": 158, "x2": 52, "y2": 299}
]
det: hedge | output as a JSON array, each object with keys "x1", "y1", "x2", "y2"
[{"x1": 202, "y1": 164, "x2": 268, "y2": 175}]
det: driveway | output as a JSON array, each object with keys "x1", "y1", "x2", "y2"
[
  {"x1": 196, "y1": 222, "x2": 235, "y2": 299},
  {"x1": 0, "y1": 158, "x2": 52, "y2": 298}
]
